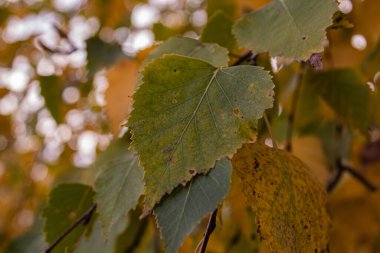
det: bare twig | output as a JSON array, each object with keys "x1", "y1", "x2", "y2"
[
  {"x1": 45, "y1": 204, "x2": 97, "y2": 253},
  {"x1": 263, "y1": 112, "x2": 278, "y2": 150},
  {"x1": 327, "y1": 159, "x2": 377, "y2": 192},
  {"x1": 232, "y1": 51, "x2": 253, "y2": 66},
  {"x1": 197, "y1": 209, "x2": 218, "y2": 253},
  {"x1": 37, "y1": 24, "x2": 78, "y2": 55}
]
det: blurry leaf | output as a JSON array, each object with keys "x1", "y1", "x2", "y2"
[
  {"x1": 201, "y1": 10, "x2": 237, "y2": 52},
  {"x1": 152, "y1": 23, "x2": 187, "y2": 41},
  {"x1": 308, "y1": 69, "x2": 371, "y2": 133},
  {"x1": 73, "y1": 217, "x2": 128, "y2": 253},
  {"x1": 361, "y1": 40, "x2": 380, "y2": 80},
  {"x1": 86, "y1": 37, "x2": 125, "y2": 77},
  {"x1": 232, "y1": 143, "x2": 330, "y2": 253},
  {"x1": 94, "y1": 138, "x2": 143, "y2": 237},
  {"x1": 39, "y1": 75, "x2": 62, "y2": 123},
  {"x1": 105, "y1": 59, "x2": 139, "y2": 135},
  {"x1": 293, "y1": 136, "x2": 330, "y2": 185},
  {"x1": 145, "y1": 37, "x2": 230, "y2": 67},
  {"x1": 233, "y1": 0, "x2": 338, "y2": 60},
  {"x1": 43, "y1": 184, "x2": 95, "y2": 253},
  {"x1": 4, "y1": 217, "x2": 45, "y2": 253},
  {"x1": 154, "y1": 159, "x2": 232, "y2": 253},
  {"x1": 128, "y1": 54, "x2": 274, "y2": 213},
  {"x1": 206, "y1": 0, "x2": 238, "y2": 19},
  {"x1": 237, "y1": 0, "x2": 272, "y2": 11},
  {"x1": 114, "y1": 209, "x2": 148, "y2": 253}
]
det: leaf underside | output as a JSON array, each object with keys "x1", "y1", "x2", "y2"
[
  {"x1": 232, "y1": 143, "x2": 330, "y2": 253},
  {"x1": 128, "y1": 54, "x2": 274, "y2": 213},
  {"x1": 94, "y1": 139, "x2": 144, "y2": 237},
  {"x1": 155, "y1": 159, "x2": 232, "y2": 253}
]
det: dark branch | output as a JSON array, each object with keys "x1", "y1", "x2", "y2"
[
  {"x1": 197, "y1": 209, "x2": 218, "y2": 253},
  {"x1": 327, "y1": 159, "x2": 377, "y2": 193},
  {"x1": 45, "y1": 204, "x2": 97, "y2": 253},
  {"x1": 37, "y1": 24, "x2": 78, "y2": 55},
  {"x1": 232, "y1": 51, "x2": 253, "y2": 66}
]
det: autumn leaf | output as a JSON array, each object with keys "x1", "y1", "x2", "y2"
[
  {"x1": 232, "y1": 143, "x2": 330, "y2": 253},
  {"x1": 105, "y1": 59, "x2": 140, "y2": 135}
]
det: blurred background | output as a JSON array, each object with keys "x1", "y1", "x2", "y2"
[{"x1": 0, "y1": 0, "x2": 379, "y2": 252}]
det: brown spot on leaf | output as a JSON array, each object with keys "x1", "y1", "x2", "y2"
[
  {"x1": 233, "y1": 108, "x2": 241, "y2": 116},
  {"x1": 188, "y1": 169, "x2": 196, "y2": 175}
]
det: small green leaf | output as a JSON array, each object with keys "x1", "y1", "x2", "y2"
[
  {"x1": 201, "y1": 10, "x2": 237, "y2": 52},
  {"x1": 94, "y1": 138, "x2": 144, "y2": 237},
  {"x1": 206, "y1": 0, "x2": 237, "y2": 19},
  {"x1": 43, "y1": 184, "x2": 95, "y2": 253},
  {"x1": 86, "y1": 37, "x2": 125, "y2": 77},
  {"x1": 232, "y1": 143, "x2": 330, "y2": 253},
  {"x1": 155, "y1": 159, "x2": 232, "y2": 253},
  {"x1": 128, "y1": 54, "x2": 274, "y2": 213},
  {"x1": 145, "y1": 37, "x2": 229, "y2": 67},
  {"x1": 307, "y1": 69, "x2": 371, "y2": 133},
  {"x1": 73, "y1": 218, "x2": 128, "y2": 253},
  {"x1": 39, "y1": 75, "x2": 62, "y2": 123},
  {"x1": 233, "y1": 0, "x2": 338, "y2": 60}
]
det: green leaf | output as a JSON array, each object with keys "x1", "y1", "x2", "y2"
[
  {"x1": 307, "y1": 69, "x2": 371, "y2": 133},
  {"x1": 155, "y1": 159, "x2": 232, "y2": 253},
  {"x1": 128, "y1": 54, "x2": 274, "y2": 213},
  {"x1": 233, "y1": 0, "x2": 338, "y2": 60},
  {"x1": 114, "y1": 209, "x2": 148, "y2": 253},
  {"x1": 86, "y1": 37, "x2": 125, "y2": 77},
  {"x1": 232, "y1": 143, "x2": 330, "y2": 253},
  {"x1": 73, "y1": 218, "x2": 128, "y2": 253},
  {"x1": 5, "y1": 217, "x2": 45, "y2": 253},
  {"x1": 206, "y1": 0, "x2": 237, "y2": 19},
  {"x1": 39, "y1": 75, "x2": 62, "y2": 123},
  {"x1": 43, "y1": 184, "x2": 95, "y2": 253},
  {"x1": 361, "y1": 40, "x2": 380, "y2": 80},
  {"x1": 201, "y1": 10, "x2": 237, "y2": 52},
  {"x1": 94, "y1": 138, "x2": 144, "y2": 237},
  {"x1": 145, "y1": 37, "x2": 229, "y2": 67}
]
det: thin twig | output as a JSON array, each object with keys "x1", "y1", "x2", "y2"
[
  {"x1": 327, "y1": 159, "x2": 377, "y2": 192},
  {"x1": 285, "y1": 62, "x2": 306, "y2": 152},
  {"x1": 197, "y1": 209, "x2": 218, "y2": 253},
  {"x1": 45, "y1": 204, "x2": 97, "y2": 253},
  {"x1": 263, "y1": 112, "x2": 278, "y2": 150},
  {"x1": 232, "y1": 51, "x2": 253, "y2": 66}
]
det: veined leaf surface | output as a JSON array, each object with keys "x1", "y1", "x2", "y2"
[
  {"x1": 155, "y1": 159, "x2": 232, "y2": 253},
  {"x1": 233, "y1": 0, "x2": 338, "y2": 60},
  {"x1": 128, "y1": 54, "x2": 274, "y2": 213}
]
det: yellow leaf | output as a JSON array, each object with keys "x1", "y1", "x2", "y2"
[
  {"x1": 232, "y1": 143, "x2": 330, "y2": 253},
  {"x1": 105, "y1": 59, "x2": 139, "y2": 135},
  {"x1": 292, "y1": 136, "x2": 330, "y2": 186}
]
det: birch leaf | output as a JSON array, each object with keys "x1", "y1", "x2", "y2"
[
  {"x1": 155, "y1": 159, "x2": 232, "y2": 253},
  {"x1": 128, "y1": 54, "x2": 274, "y2": 213},
  {"x1": 233, "y1": 0, "x2": 338, "y2": 60},
  {"x1": 232, "y1": 143, "x2": 330, "y2": 253}
]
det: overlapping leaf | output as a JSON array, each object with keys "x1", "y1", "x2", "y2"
[
  {"x1": 307, "y1": 69, "x2": 371, "y2": 133},
  {"x1": 43, "y1": 184, "x2": 95, "y2": 253},
  {"x1": 128, "y1": 54, "x2": 274, "y2": 213},
  {"x1": 232, "y1": 143, "x2": 330, "y2": 253},
  {"x1": 201, "y1": 10, "x2": 237, "y2": 52},
  {"x1": 233, "y1": 0, "x2": 338, "y2": 60},
  {"x1": 145, "y1": 37, "x2": 229, "y2": 67},
  {"x1": 155, "y1": 159, "x2": 232, "y2": 253},
  {"x1": 39, "y1": 75, "x2": 62, "y2": 123},
  {"x1": 94, "y1": 138, "x2": 144, "y2": 237}
]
